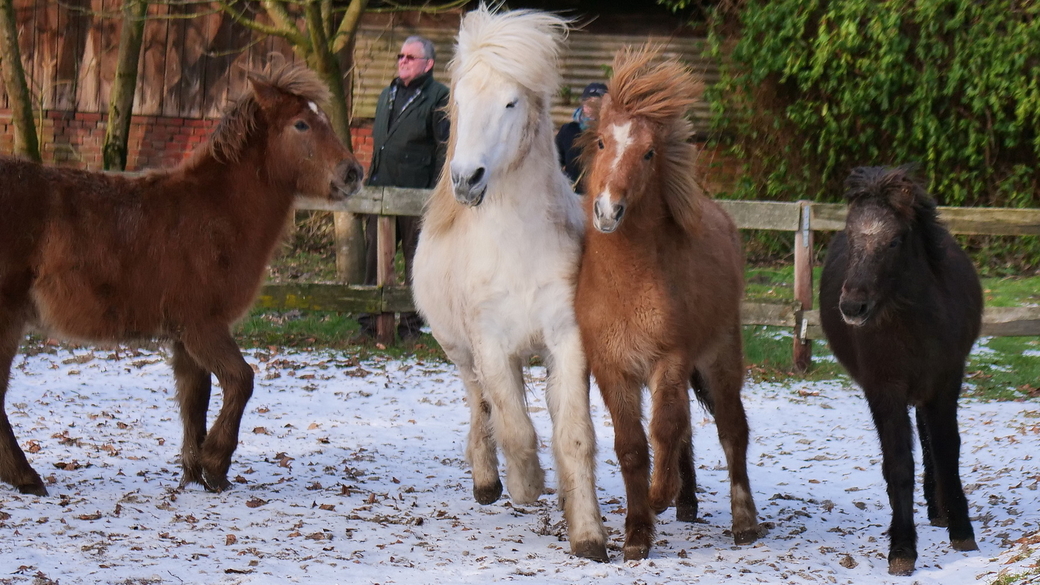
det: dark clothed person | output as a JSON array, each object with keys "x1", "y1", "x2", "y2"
[
  {"x1": 555, "y1": 82, "x2": 606, "y2": 194},
  {"x1": 359, "y1": 37, "x2": 449, "y2": 341}
]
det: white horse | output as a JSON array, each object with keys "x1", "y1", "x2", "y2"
[{"x1": 412, "y1": 6, "x2": 608, "y2": 561}]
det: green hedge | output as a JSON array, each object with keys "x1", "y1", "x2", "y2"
[{"x1": 706, "y1": 0, "x2": 1040, "y2": 209}]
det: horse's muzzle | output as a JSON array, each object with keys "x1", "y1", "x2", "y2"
[
  {"x1": 838, "y1": 290, "x2": 876, "y2": 326},
  {"x1": 332, "y1": 160, "x2": 365, "y2": 199},
  {"x1": 593, "y1": 197, "x2": 625, "y2": 233},
  {"x1": 451, "y1": 166, "x2": 487, "y2": 207}
]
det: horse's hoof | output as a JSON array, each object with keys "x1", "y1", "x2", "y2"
[
  {"x1": 473, "y1": 479, "x2": 503, "y2": 505},
  {"x1": 888, "y1": 557, "x2": 916, "y2": 576},
  {"x1": 951, "y1": 537, "x2": 978, "y2": 551},
  {"x1": 733, "y1": 525, "x2": 762, "y2": 545},
  {"x1": 676, "y1": 503, "x2": 698, "y2": 523},
  {"x1": 18, "y1": 483, "x2": 48, "y2": 497},
  {"x1": 929, "y1": 516, "x2": 949, "y2": 527},
  {"x1": 571, "y1": 540, "x2": 609, "y2": 563},
  {"x1": 201, "y1": 469, "x2": 232, "y2": 493},
  {"x1": 623, "y1": 544, "x2": 650, "y2": 561}
]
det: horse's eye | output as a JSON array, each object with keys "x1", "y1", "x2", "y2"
[
  {"x1": 506, "y1": 99, "x2": 517, "y2": 109},
  {"x1": 597, "y1": 138, "x2": 604, "y2": 150},
  {"x1": 889, "y1": 237, "x2": 902, "y2": 249},
  {"x1": 644, "y1": 149, "x2": 655, "y2": 160},
  {"x1": 294, "y1": 120, "x2": 310, "y2": 131}
]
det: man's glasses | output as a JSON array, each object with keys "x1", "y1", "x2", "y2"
[{"x1": 397, "y1": 54, "x2": 428, "y2": 62}]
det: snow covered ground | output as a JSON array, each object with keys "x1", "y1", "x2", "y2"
[{"x1": 0, "y1": 344, "x2": 1037, "y2": 585}]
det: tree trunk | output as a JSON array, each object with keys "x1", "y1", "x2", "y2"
[
  {"x1": 303, "y1": 0, "x2": 367, "y2": 284},
  {"x1": 103, "y1": 0, "x2": 148, "y2": 171},
  {"x1": 0, "y1": 0, "x2": 40, "y2": 162}
]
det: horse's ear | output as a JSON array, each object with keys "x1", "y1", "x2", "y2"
[{"x1": 248, "y1": 76, "x2": 286, "y2": 113}]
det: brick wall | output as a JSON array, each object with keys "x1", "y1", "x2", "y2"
[{"x1": 0, "y1": 109, "x2": 378, "y2": 173}]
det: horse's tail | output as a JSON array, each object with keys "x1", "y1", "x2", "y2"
[{"x1": 690, "y1": 369, "x2": 715, "y2": 417}]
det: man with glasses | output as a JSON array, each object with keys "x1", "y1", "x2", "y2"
[{"x1": 359, "y1": 35, "x2": 449, "y2": 342}]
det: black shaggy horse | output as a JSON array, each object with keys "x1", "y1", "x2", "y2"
[{"x1": 819, "y1": 166, "x2": 981, "y2": 576}]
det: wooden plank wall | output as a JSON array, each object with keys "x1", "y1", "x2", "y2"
[
  {"x1": 352, "y1": 24, "x2": 714, "y2": 131},
  {"x1": 2, "y1": 2, "x2": 714, "y2": 134},
  {"x1": 1, "y1": 0, "x2": 300, "y2": 119}
]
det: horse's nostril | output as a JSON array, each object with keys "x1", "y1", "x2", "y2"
[
  {"x1": 613, "y1": 204, "x2": 624, "y2": 221},
  {"x1": 840, "y1": 300, "x2": 868, "y2": 318},
  {"x1": 469, "y1": 167, "x2": 485, "y2": 186},
  {"x1": 345, "y1": 163, "x2": 363, "y2": 185}
]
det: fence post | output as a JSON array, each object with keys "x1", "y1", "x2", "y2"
[
  {"x1": 376, "y1": 214, "x2": 397, "y2": 345},
  {"x1": 334, "y1": 212, "x2": 366, "y2": 284},
  {"x1": 793, "y1": 200, "x2": 813, "y2": 373}
]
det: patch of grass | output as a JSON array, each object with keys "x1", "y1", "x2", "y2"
[
  {"x1": 234, "y1": 309, "x2": 448, "y2": 363},
  {"x1": 742, "y1": 325, "x2": 845, "y2": 383},
  {"x1": 965, "y1": 336, "x2": 1040, "y2": 401},
  {"x1": 988, "y1": 566, "x2": 1040, "y2": 585},
  {"x1": 981, "y1": 276, "x2": 1040, "y2": 308}
]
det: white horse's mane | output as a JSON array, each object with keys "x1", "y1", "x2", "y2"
[{"x1": 452, "y1": 5, "x2": 569, "y2": 99}]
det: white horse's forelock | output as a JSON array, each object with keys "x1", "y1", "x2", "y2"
[{"x1": 452, "y1": 5, "x2": 569, "y2": 99}]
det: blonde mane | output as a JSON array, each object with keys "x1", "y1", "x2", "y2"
[
  {"x1": 198, "y1": 60, "x2": 332, "y2": 165},
  {"x1": 596, "y1": 46, "x2": 707, "y2": 234},
  {"x1": 423, "y1": 5, "x2": 570, "y2": 235}
]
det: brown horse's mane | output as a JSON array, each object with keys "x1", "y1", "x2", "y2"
[
  {"x1": 587, "y1": 46, "x2": 707, "y2": 235},
  {"x1": 196, "y1": 59, "x2": 332, "y2": 165}
]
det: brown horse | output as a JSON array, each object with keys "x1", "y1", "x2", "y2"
[
  {"x1": 0, "y1": 62, "x2": 363, "y2": 496},
  {"x1": 574, "y1": 48, "x2": 761, "y2": 560}
]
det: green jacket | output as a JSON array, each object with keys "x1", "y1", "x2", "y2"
[{"x1": 367, "y1": 73, "x2": 450, "y2": 189}]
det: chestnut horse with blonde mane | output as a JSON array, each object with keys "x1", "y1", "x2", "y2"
[
  {"x1": 575, "y1": 48, "x2": 761, "y2": 560},
  {"x1": 0, "y1": 62, "x2": 363, "y2": 496}
]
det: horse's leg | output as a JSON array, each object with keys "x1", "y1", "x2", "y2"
[
  {"x1": 675, "y1": 428, "x2": 698, "y2": 522},
  {"x1": 915, "y1": 407, "x2": 943, "y2": 526},
  {"x1": 0, "y1": 299, "x2": 45, "y2": 495},
  {"x1": 179, "y1": 326, "x2": 254, "y2": 492},
  {"x1": 449, "y1": 348, "x2": 502, "y2": 504},
  {"x1": 543, "y1": 333, "x2": 608, "y2": 562},
  {"x1": 921, "y1": 378, "x2": 977, "y2": 552},
  {"x1": 475, "y1": 349, "x2": 543, "y2": 504},
  {"x1": 647, "y1": 355, "x2": 692, "y2": 516},
  {"x1": 865, "y1": 387, "x2": 918, "y2": 576},
  {"x1": 700, "y1": 333, "x2": 760, "y2": 544},
  {"x1": 172, "y1": 340, "x2": 212, "y2": 488},
  {"x1": 598, "y1": 367, "x2": 653, "y2": 561}
]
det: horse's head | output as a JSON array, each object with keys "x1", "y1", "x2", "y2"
[
  {"x1": 248, "y1": 74, "x2": 364, "y2": 201},
  {"x1": 447, "y1": 7, "x2": 569, "y2": 207},
  {"x1": 585, "y1": 98, "x2": 658, "y2": 233},
  {"x1": 837, "y1": 166, "x2": 938, "y2": 326},
  {"x1": 584, "y1": 48, "x2": 702, "y2": 234},
  {"x1": 449, "y1": 67, "x2": 539, "y2": 206}
]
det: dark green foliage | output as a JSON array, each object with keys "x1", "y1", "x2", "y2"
[
  {"x1": 699, "y1": 0, "x2": 1040, "y2": 268},
  {"x1": 707, "y1": 0, "x2": 1040, "y2": 208}
]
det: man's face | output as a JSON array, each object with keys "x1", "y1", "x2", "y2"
[{"x1": 397, "y1": 41, "x2": 433, "y2": 85}]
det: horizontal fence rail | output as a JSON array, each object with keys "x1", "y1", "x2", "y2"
[{"x1": 273, "y1": 187, "x2": 1040, "y2": 369}]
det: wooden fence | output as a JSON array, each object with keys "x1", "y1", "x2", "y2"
[{"x1": 259, "y1": 188, "x2": 1040, "y2": 371}]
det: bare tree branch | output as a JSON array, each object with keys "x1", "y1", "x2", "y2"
[
  {"x1": 364, "y1": 0, "x2": 467, "y2": 15},
  {"x1": 332, "y1": 0, "x2": 368, "y2": 54}
]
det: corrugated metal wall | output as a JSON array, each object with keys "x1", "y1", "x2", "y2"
[{"x1": 352, "y1": 25, "x2": 715, "y2": 133}]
